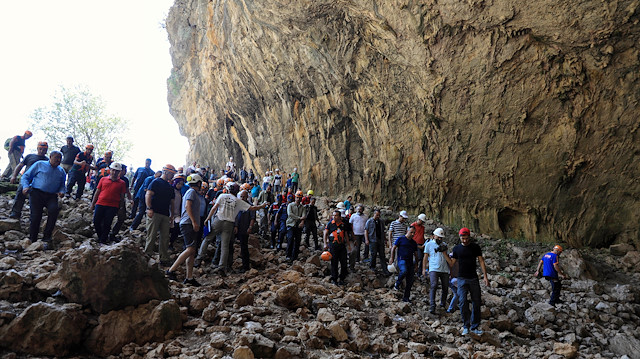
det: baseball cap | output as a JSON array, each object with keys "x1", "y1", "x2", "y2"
[{"x1": 459, "y1": 227, "x2": 470, "y2": 236}]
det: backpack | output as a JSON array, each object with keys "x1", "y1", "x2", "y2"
[{"x1": 4, "y1": 137, "x2": 12, "y2": 151}]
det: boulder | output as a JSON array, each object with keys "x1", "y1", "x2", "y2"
[
  {"x1": 84, "y1": 299, "x2": 182, "y2": 356},
  {"x1": 236, "y1": 290, "x2": 255, "y2": 307},
  {"x1": 233, "y1": 346, "x2": 255, "y2": 359},
  {"x1": 0, "y1": 302, "x2": 87, "y2": 357},
  {"x1": 274, "y1": 283, "x2": 304, "y2": 309},
  {"x1": 553, "y1": 342, "x2": 578, "y2": 359},
  {"x1": 316, "y1": 307, "x2": 336, "y2": 322},
  {"x1": 36, "y1": 241, "x2": 170, "y2": 313},
  {"x1": 609, "y1": 333, "x2": 640, "y2": 359},
  {"x1": 562, "y1": 250, "x2": 593, "y2": 279},
  {"x1": 524, "y1": 303, "x2": 556, "y2": 325},
  {"x1": 328, "y1": 321, "x2": 348, "y2": 342},
  {"x1": 621, "y1": 251, "x2": 640, "y2": 269},
  {"x1": 0, "y1": 218, "x2": 20, "y2": 233},
  {"x1": 609, "y1": 243, "x2": 635, "y2": 256}
]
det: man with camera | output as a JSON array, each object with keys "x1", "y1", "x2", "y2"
[{"x1": 423, "y1": 227, "x2": 450, "y2": 314}]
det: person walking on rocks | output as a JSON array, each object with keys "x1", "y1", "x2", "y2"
[
  {"x1": 20, "y1": 151, "x2": 66, "y2": 250},
  {"x1": 59, "y1": 136, "x2": 80, "y2": 173},
  {"x1": 9, "y1": 141, "x2": 49, "y2": 219},
  {"x1": 324, "y1": 209, "x2": 352, "y2": 285},
  {"x1": 534, "y1": 245, "x2": 568, "y2": 306},
  {"x1": 303, "y1": 197, "x2": 321, "y2": 250},
  {"x1": 66, "y1": 144, "x2": 94, "y2": 200},
  {"x1": 91, "y1": 163, "x2": 127, "y2": 244},
  {"x1": 423, "y1": 227, "x2": 450, "y2": 314},
  {"x1": 108, "y1": 164, "x2": 133, "y2": 242},
  {"x1": 204, "y1": 182, "x2": 267, "y2": 276},
  {"x1": 412, "y1": 214, "x2": 428, "y2": 279},
  {"x1": 257, "y1": 184, "x2": 274, "y2": 237},
  {"x1": 365, "y1": 209, "x2": 390, "y2": 275},
  {"x1": 130, "y1": 158, "x2": 154, "y2": 218},
  {"x1": 145, "y1": 164, "x2": 177, "y2": 266},
  {"x1": 286, "y1": 190, "x2": 307, "y2": 262},
  {"x1": 388, "y1": 210, "x2": 409, "y2": 253},
  {"x1": 291, "y1": 167, "x2": 300, "y2": 193},
  {"x1": 2, "y1": 130, "x2": 32, "y2": 181},
  {"x1": 235, "y1": 189, "x2": 256, "y2": 272},
  {"x1": 389, "y1": 225, "x2": 420, "y2": 302},
  {"x1": 130, "y1": 171, "x2": 161, "y2": 231},
  {"x1": 349, "y1": 205, "x2": 368, "y2": 266},
  {"x1": 444, "y1": 228, "x2": 489, "y2": 335},
  {"x1": 166, "y1": 174, "x2": 204, "y2": 286}
]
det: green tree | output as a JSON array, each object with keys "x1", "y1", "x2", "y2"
[{"x1": 29, "y1": 85, "x2": 131, "y2": 161}]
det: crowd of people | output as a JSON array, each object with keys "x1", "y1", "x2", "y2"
[{"x1": 2, "y1": 129, "x2": 569, "y2": 336}]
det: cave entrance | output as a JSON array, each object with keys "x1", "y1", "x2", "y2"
[{"x1": 498, "y1": 207, "x2": 530, "y2": 240}]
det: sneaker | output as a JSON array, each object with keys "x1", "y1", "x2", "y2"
[
  {"x1": 471, "y1": 328, "x2": 483, "y2": 335},
  {"x1": 42, "y1": 240, "x2": 54, "y2": 251},
  {"x1": 446, "y1": 308, "x2": 457, "y2": 313},
  {"x1": 165, "y1": 270, "x2": 177, "y2": 281},
  {"x1": 461, "y1": 328, "x2": 470, "y2": 335},
  {"x1": 393, "y1": 283, "x2": 400, "y2": 291},
  {"x1": 183, "y1": 278, "x2": 201, "y2": 287}
]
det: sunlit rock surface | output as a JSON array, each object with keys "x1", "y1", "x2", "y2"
[{"x1": 166, "y1": 0, "x2": 640, "y2": 248}]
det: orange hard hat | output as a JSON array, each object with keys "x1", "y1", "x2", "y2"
[
  {"x1": 295, "y1": 190, "x2": 304, "y2": 198},
  {"x1": 24, "y1": 130, "x2": 33, "y2": 137},
  {"x1": 553, "y1": 245, "x2": 563, "y2": 253},
  {"x1": 224, "y1": 177, "x2": 233, "y2": 183},
  {"x1": 37, "y1": 141, "x2": 48, "y2": 148},
  {"x1": 321, "y1": 251, "x2": 332, "y2": 261},
  {"x1": 216, "y1": 178, "x2": 224, "y2": 186},
  {"x1": 163, "y1": 164, "x2": 177, "y2": 173},
  {"x1": 86, "y1": 144, "x2": 94, "y2": 150},
  {"x1": 201, "y1": 181, "x2": 210, "y2": 189}
]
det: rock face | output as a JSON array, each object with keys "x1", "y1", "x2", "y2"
[
  {"x1": 166, "y1": 0, "x2": 640, "y2": 248},
  {"x1": 36, "y1": 241, "x2": 171, "y2": 313}
]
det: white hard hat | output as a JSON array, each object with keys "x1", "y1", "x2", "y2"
[
  {"x1": 387, "y1": 264, "x2": 397, "y2": 274},
  {"x1": 187, "y1": 173, "x2": 203, "y2": 184},
  {"x1": 109, "y1": 162, "x2": 123, "y2": 171},
  {"x1": 433, "y1": 228, "x2": 445, "y2": 238},
  {"x1": 336, "y1": 202, "x2": 346, "y2": 209},
  {"x1": 418, "y1": 213, "x2": 428, "y2": 222},
  {"x1": 399, "y1": 210, "x2": 408, "y2": 219}
]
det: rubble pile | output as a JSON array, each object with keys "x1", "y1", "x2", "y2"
[{"x1": 0, "y1": 194, "x2": 639, "y2": 358}]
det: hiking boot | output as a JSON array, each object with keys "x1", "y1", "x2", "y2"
[
  {"x1": 393, "y1": 282, "x2": 400, "y2": 291},
  {"x1": 42, "y1": 240, "x2": 54, "y2": 251},
  {"x1": 166, "y1": 270, "x2": 177, "y2": 281},
  {"x1": 183, "y1": 278, "x2": 201, "y2": 287},
  {"x1": 429, "y1": 308, "x2": 436, "y2": 315}
]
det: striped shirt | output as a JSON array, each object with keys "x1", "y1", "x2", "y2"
[{"x1": 388, "y1": 219, "x2": 408, "y2": 242}]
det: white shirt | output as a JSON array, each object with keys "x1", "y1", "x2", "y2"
[
  {"x1": 215, "y1": 193, "x2": 250, "y2": 222},
  {"x1": 349, "y1": 212, "x2": 368, "y2": 235},
  {"x1": 226, "y1": 161, "x2": 236, "y2": 171}
]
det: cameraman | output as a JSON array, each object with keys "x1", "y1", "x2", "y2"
[{"x1": 422, "y1": 227, "x2": 450, "y2": 315}]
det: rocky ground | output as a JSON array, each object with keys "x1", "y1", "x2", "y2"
[{"x1": 1, "y1": 190, "x2": 640, "y2": 359}]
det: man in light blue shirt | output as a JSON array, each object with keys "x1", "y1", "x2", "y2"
[
  {"x1": 20, "y1": 151, "x2": 66, "y2": 249},
  {"x1": 422, "y1": 227, "x2": 450, "y2": 314}
]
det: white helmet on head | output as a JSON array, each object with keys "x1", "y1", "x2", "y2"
[{"x1": 433, "y1": 228, "x2": 445, "y2": 238}]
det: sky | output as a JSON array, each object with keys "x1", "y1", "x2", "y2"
[{"x1": 0, "y1": 0, "x2": 189, "y2": 172}]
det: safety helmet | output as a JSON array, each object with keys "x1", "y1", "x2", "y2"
[
  {"x1": 24, "y1": 130, "x2": 33, "y2": 137},
  {"x1": 433, "y1": 228, "x2": 445, "y2": 238},
  {"x1": 459, "y1": 228, "x2": 470, "y2": 236},
  {"x1": 163, "y1": 164, "x2": 177, "y2": 173},
  {"x1": 553, "y1": 245, "x2": 563, "y2": 253},
  {"x1": 109, "y1": 162, "x2": 123, "y2": 171},
  {"x1": 187, "y1": 174, "x2": 203, "y2": 184},
  {"x1": 387, "y1": 263, "x2": 398, "y2": 274},
  {"x1": 224, "y1": 177, "x2": 233, "y2": 183},
  {"x1": 295, "y1": 190, "x2": 304, "y2": 198},
  {"x1": 104, "y1": 151, "x2": 113, "y2": 157},
  {"x1": 241, "y1": 183, "x2": 250, "y2": 191},
  {"x1": 307, "y1": 189, "x2": 314, "y2": 195},
  {"x1": 86, "y1": 144, "x2": 94, "y2": 150},
  {"x1": 320, "y1": 251, "x2": 332, "y2": 261},
  {"x1": 37, "y1": 141, "x2": 48, "y2": 148},
  {"x1": 201, "y1": 181, "x2": 209, "y2": 189},
  {"x1": 226, "y1": 182, "x2": 240, "y2": 195}
]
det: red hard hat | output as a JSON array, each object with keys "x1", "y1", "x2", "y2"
[{"x1": 321, "y1": 251, "x2": 332, "y2": 261}]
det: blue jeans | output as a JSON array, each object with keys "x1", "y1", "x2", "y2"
[
  {"x1": 548, "y1": 277, "x2": 562, "y2": 305},
  {"x1": 396, "y1": 258, "x2": 415, "y2": 301},
  {"x1": 448, "y1": 278, "x2": 459, "y2": 312},
  {"x1": 429, "y1": 271, "x2": 449, "y2": 310},
  {"x1": 286, "y1": 226, "x2": 302, "y2": 260},
  {"x1": 457, "y1": 277, "x2": 482, "y2": 330}
]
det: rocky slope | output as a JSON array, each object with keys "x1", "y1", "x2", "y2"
[
  {"x1": 165, "y1": 0, "x2": 640, "y2": 249},
  {"x1": 1, "y1": 193, "x2": 640, "y2": 358}
]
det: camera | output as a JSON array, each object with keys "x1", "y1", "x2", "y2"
[{"x1": 435, "y1": 243, "x2": 448, "y2": 253}]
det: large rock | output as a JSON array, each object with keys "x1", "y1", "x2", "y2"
[
  {"x1": 0, "y1": 218, "x2": 20, "y2": 233},
  {"x1": 274, "y1": 283, "x2": 304, "y2": 310},
  {"x1": 0, "y1": 302, "x2": 87, "y2": 357},
  {"x1": 36, "y1": 241, "x2": 170, "y2": 313},
  {"x1": 85, "y1": 299, "x2": 182, "y2": 356},
  {"x1": 609, "y1": 333, "x2": 640, "y2": 359},
  {"x1": 166, "y1": 0, "x2": 640, "y2": 248}
]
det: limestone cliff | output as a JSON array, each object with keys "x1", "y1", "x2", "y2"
[{"x1": 166, "y1": 0, "x2": 640, "y2": 248}]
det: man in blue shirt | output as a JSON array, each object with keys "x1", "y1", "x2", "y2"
[
  {"x1": 534, "y1": 245, "x2": 567, "y2": 306},
  {"x1": 388, "y1": 225, "x2": 419, "y2": 302},
  {"x1": 129, "y1": 158, "x2": 154, "y2": 218},
  {"x1": 9, "y1": 141, "x2": 49, "y2": 219},
  {"x1": 130, "y1": 171, "x2": 161, "y2": 231},
  {"x1": 20, "y1": 151, "x2": 66, "y2": 250},
  {"x1": 145, "y1": 165, "x2": 177, "y2": 266}
]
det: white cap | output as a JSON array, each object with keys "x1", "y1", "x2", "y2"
[
  {"x1": 433, "y1": 228, "x2": 445, "y2": 238},
  {"x1": 399, "y1": 210, "x2": 408, "y2": 219},
  {"x1": 109, "y1": 162, "x2": 123, "y2": 171},
  {"x1": 418, "y1": 214, "x2": 428, "y2": 222}
]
